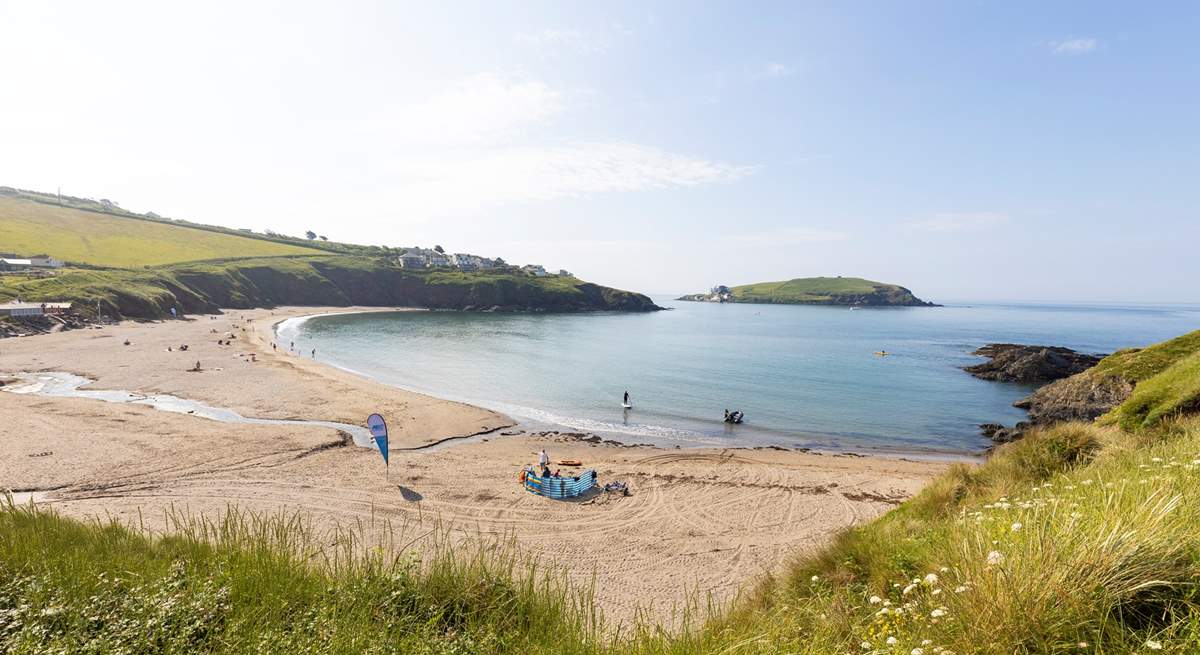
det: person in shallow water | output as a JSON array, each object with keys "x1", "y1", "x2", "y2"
[{"x1": 623, "y1": 390, "x2": 630, "y2": 405}]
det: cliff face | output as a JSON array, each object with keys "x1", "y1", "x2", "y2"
[{"x1": 10, "y1": 257, "x2": 662, "y2": 319}]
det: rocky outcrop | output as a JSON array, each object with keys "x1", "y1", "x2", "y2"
[
  {"x1": 1012, "y1": 373, "x2": 1133, "y2": 425},
  {"x1": 965, "y1": 344, "x2": 1105, "y2": 384}
]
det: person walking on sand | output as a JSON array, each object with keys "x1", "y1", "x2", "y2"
[
  {"x1": 538, "y1": 448, "x2": 550, "y2": 469},
  {"x1": 311, "y1": 348, "x2": 316, "y2": 358}
]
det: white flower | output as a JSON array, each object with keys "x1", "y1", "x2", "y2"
[
  {"x1": 868, "y1": 595, "x2": 882, "y2": 604},
  {"x1": 931, "y1": 608, "x2": 947, "y2": 618},
  {"x1": 987, "y1": 550, "x2": 1004, "y2": 566},
  {"x1": 924, "y1": 573, "x2": 939, "y2": 585},
  {"x1": 921, "y1": 639, "x2": 932, "y2": 645},
  {"x1": 811, "y1": 575, "x2": 820, "y2": 582},
  {"x1": 912, "y1": 649, "x2": 924, "y2": 655},
  {"x1": 886, "y1": 636, "x2": 898, "y2": 645},
  {"x1": 954, "y1": 585, "x2": 968, "y2": 593},
  {"x1": 861, "y1": 642, "x2": 871, "y2": 650},
  {"x1": 1146, "y1": 640, "x2": 1163, "y2": 650},
  {"x1": 903, "y1": 584, "x2": 917, "y2": 595}
]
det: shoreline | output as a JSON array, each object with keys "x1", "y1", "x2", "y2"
[
  {"x1": 276, "y1": 307, "x2": 986, "y2": 462},
  {"x1": 0, "y1": 306, "x2": 951, "y2": 626}
]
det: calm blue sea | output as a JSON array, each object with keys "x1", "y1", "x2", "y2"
[{"x1": 277, "y1": 299, "x2": 1200, "y2": 456}]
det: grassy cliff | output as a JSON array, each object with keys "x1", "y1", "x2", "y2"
[
  {"x1": 0, "y1": 256, "x2": 660, "y2": 318},
  {"x1": 678, "y1": 277, "x2": 937, "y2": 306}
]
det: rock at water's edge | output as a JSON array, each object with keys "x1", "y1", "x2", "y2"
[{"x1": 965, "y1": 343, "x2": 1105, "y2": 385}]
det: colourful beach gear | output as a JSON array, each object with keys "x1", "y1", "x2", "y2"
[{"x1": 523, "y1": 469, "x2": 598, "y2": 499}]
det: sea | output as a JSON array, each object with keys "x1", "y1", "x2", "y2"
[{"x1": 276, "y1": 299, "x2": 1200, "y2": 457}]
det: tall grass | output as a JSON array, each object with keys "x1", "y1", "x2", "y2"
[{"x1": 0, "y1": 504, "x2": 602, "y2": 654}]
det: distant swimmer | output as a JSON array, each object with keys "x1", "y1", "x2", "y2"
[{"x1": 875, "y1": 350, "x2": 889, "y2": 356}]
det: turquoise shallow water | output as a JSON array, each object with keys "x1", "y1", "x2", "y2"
[{"x1": 277, "y1": 299, "x2": 1200, "y2": 455}]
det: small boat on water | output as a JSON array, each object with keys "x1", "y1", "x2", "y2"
[{"x1": 724, "y1": 410, "x2": 745, "y2": 424}]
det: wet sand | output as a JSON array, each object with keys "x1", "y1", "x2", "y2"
[{"x1": 0, "y1": 307, "x2": 948, "y2": 625}]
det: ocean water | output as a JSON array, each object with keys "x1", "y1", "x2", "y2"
[{"x1": 277, "y1": 300, "x2": 1200, "y2": 455}]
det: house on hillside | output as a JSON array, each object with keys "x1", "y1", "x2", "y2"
[
  {"x1": 557, "y1": 269, "x2": 573, "y2": 277},
  {"x1": 0, "y1": 258, "x2": 33, "y2": 271},
  {"x1": 28, "y1": 256, "x2": 64, "y2": 268},
  {"x1": 427, "y1": 252, "x2": 452, "y2": 267},
  {"x1": 397, "y1": 254, "x2": 425, "y2": 269},
  {"x1": 450, "y1": 253, "x2": 479, "y2": 271},
  {"x1": 521, "y1": 264, "x2": 548, "y2": 277}
]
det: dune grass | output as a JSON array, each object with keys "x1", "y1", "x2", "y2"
[
  {"x1": 0, "y1": 195, "x2": 324, "y2": 267},
  {"x1": 0, "y1": 505, "x2": 602, "y2": 654}
]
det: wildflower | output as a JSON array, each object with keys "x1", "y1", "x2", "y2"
[
  {"x1": 861, "y1": 642, "x2": 871, "y2": 649},
  {"x1": 1077, "y1": 643, "x2": 1088, "y2": 649},
  {"x1": 868, "y1": 595, "x2": 882, "y2": 604},
  {"x1": 931, "y1": 608, "x2": 947, "y2": 618},
  {"x1": 954, "y1": 585, "x2": 968, "y2": 593},
  {"x1": 886, "y1": 637, "x2": 898, "y2": 645},
  {"x1": 811, "y1": 575, "x2": 820, "y2": 582},
  {"x1": 1011, "y1": 522, "x2": 1022, "y2": 532},
  {"x1": 903, "y1": 583, "x2": 917, "y2": 595},
  {"x1": 1146, "y1": 640, "x2": 1162, "y2": 650},
  {"x1": 987, "y1": 550, "x2": 1004, "y2": 566},
  {"x1": 932, "y1": 588, "x2": 942, "y2": 595},
  {"x1": 921, "y1": 639, "x2": 932, "y2": 646},
  {"x1": 924, "y1": 573, "x2": 939, "y2": 585},
  {"x1": 912, "y1": 649, "x2": 924, "y2": 655}
]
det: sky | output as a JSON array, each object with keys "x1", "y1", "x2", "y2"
[{"x1": 1, "y1": 1, "x2": 1197, "y2": 302}]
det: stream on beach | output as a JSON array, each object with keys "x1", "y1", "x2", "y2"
[{"x1": 277, "y1": 299, "x2": 1200, "y2": 455}]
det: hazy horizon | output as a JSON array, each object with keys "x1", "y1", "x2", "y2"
[{"x1": 2, "y1": 1, "x2": 1197, "y2": 303}]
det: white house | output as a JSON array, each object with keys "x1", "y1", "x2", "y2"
[
  {"x1": 557, "y1": 269, "x2": 573, "y2": 277},
  {"x1": 397, "y1": 254, "x2": 425, "y2": 268},
  {"x1": 450, "y1": 253, "x2": 480, "y2": 271},
  {"x1": 521, "y1": 264, "x2": 549, "y2": 277},
  {"x1": 29, "y1": 256, "x2": 64, "y2": 268},
  {"x1": 427, "y1": 252, "x2": 452, "y2": 267}
]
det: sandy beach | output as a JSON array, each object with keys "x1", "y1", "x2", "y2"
[{"x1": 0, "y1": 307, "x2": 948, "y2": 625}]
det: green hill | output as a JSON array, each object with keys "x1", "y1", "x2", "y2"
[
  {"x1": 678, "y1": 276, "x2": 937, "y2": 306},
  {"x1": 0, "y1": 186, "x2": 659, "y2": 316},
  {"x1": 0, "y1": 194, "x2": 325, "y2": 267}
]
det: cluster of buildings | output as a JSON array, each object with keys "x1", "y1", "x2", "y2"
[
  {"x1": 0, "y1": 254, "x2": 65, "y2": 272},
  {"x1": 0, "y1": 300, "x2": 72, "y2": 317},
  {"x1": 394, "y1": 249, "x2": 572, "y2": 278}
]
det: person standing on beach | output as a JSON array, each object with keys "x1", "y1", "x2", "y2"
[
  {"x1": 311, "y1": 348, "x2": 316, "y2": 358},
  {"x1": 539, "y1": 449, "x2": 549, "y2": 468}
]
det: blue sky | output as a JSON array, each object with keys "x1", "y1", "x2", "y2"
[{"x1": 1, "y1": 1, "x2": 1196, "y2": 301}]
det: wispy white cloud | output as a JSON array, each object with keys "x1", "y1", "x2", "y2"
[
  {"x1": 1050, "y1": 37, "x2": 1098, "y2": 55},
  {"x1": 393, "y1": 142, "x2": 753, "y2": 214},
  {"x1": 386, "y1": 74, "x2": 563, "y2": 147},
  {"x1": 514, "y1": 28, "x2": 608, "y2": 54},
  {"x1": 753, "y1": 62, "x2": 794, "y2": 79},
  {"x1": 730, "y1": 227, "x2": 849, "y2": 246},
  {"x1": 908, "y1": 212, "x2": 1008, "y2": 233}
]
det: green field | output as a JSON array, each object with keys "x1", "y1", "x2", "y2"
[{"x1": 0, "y1": 196, "x2": 325, "y2": 267}]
